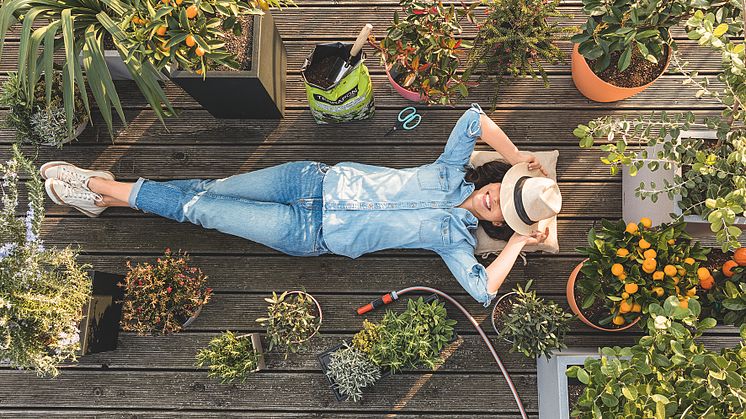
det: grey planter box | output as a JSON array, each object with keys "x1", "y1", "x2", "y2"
[
  {"x1": 537, "y1": 349, "x2": 600, "y2": 419},
  {"x1": 169, "y1": 13, "x2": 286, "y2": 119},
  {"x1": 104, "y1": 50, "x2": 132, "y2": 81},
  {"x1": 622, "y1": 144, "x2": 676, "y2": 226}
]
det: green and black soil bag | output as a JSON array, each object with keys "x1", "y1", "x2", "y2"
[{"x1": 301, "y1": 42, "x2": 375, "y2": 124}]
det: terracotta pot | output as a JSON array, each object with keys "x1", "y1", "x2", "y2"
[
  {"x1": 566, "y1": 259, "x2": 640, "y2": 332},
  {"x1": 286, "y1": 290, "x2": 323, "y2": 343},
  {"x1": 385, "y1": 65, "x2": 424, "y2": 102},
  {"x1": 571, "y1": 43, "x2": 671, "y2": 103}
]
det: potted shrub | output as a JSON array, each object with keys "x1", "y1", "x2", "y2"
[
  {"x1": 371, "y1": 0, "x2": 476, "y2": 104},
  {"x1": 0, "y1": 0, "x2": 175, "y2": 137},
  {"x1": 195, "y1": 331, "x2": 265, "y2": 383},
  {"x1": 119, "y1": 249, "x2": 212, "y2": 335},
  {"x1": 491, "y1": 280, "x2": 574, "y2": 359},
  {"x1": 570, "y1": 0, "x2": 738, "y2": 102},
  {"x1": 575, "y1": 12, "x2": 746, "y2": 251},
  {"x1": 163, "y1": 0, "x2": 294, "y2": 118},
  {"x1": 463, "y1": 0, "x2": 572, "y2": 109},
  {"x1": 256, "y1": 290, "x2": 322, "y2": 359},
  {"x1": 702, "y1": 247, "x2": 746, "y2": 327},
  {"x1": 0, "y1": 72, "x2": 88, "y2": 147},
  {"x1": 0, "y1": 145, "x2": 92, "y2": 377},
  {"x1": 321, "y1": 342, "x2": 382, "y2": 402},
  {"x1": 566, "y1": 297, "x2": 745, "y2": 418},
  {"x1": 570, "y1": 218, "x2": 710, "y2": 331}
]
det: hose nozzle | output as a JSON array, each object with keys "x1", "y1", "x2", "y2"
[{"x1": 356, "y1": 291, "x2": 398, "y2": 315}]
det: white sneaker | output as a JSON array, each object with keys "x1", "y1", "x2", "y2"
[
  {"x1": 40, "y1": 161, "x2": 115, "y2": 190},
  {"x1": 45, "y1": 179, "x2": 107, "y2": 218}
]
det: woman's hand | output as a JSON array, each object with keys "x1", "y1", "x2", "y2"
[
  {"x1": 516, "y1": 152, "x2": 548, "y2": 176},
  {"x1": 509, "y1": 227, "x2": 550, "y2": 247}
]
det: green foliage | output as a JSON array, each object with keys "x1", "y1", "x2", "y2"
[
  {"x1": 195, "y1": 331, "x2": 261, "y2": 384},
  {"x1": 325, "y1": 343, "x2": 381, "y2": 402},
  {"x1": 464, "y1": 0, "x2": 572, "y2": 109},
  {"x1": 352, "y1": 297, "x2": 457, "y2": 373},
  {"x1": 705, "y1": 256, "x2": 746, "y2": 326},
  {"x1": 576, "y1": 219, "x2": 709, "y2": 326},
  {"x1": 575, "y1": 9, "x2": 746, "y2": 251},
  {"x1": 571, "y1": 0, "x2": 738, "y2": 72},
  {"x1": 256, "y1": 291, "x2": 321, "y2": 359},
  {"x1": 566, "y1": 296, "x2": 745, "y2": 419},
  {"x1": 371, "y1": 0, "x2": 477, "y2": 105},
  {"x1": 120, "y1": 249, "x2": 212, "y2": 335},
  {"x1": 497, "y1": 280, "x2": 574, "y2": 359},
  {"x1": 0, "y1": 145, "x2": 92, "y2": 377},
  {"x1": 0, "y1": 72, "x2": 87, "y2": 147}
]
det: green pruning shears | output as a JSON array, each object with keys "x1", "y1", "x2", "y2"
[{"x1": 385, "y1": 106, "x2": 422, "y2": 136}]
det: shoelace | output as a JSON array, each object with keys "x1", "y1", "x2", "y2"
[
  {"x1": 56, "y1": 167, "x2": 89, "y2": 188},
  {"x1": 58, "y1": 182, "x2": 102, "y2": 203}
]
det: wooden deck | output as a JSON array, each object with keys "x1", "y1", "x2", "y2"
[{"x1": 0, "y1": 1, "x2": 742, "y2": 417}]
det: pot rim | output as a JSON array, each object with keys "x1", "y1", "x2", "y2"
[
  {"x1": 572, "y1": 43, "x2": 672, "y2": 92},
  {"x1": 285, "y1": 290, "x2": 323, "y2": 344},
  {"x1": 491, "y1": 291, "x2": 518, "y2": 342},
  {"x1": 181, "y1": 304, "x2": 203, "y2": 328}
]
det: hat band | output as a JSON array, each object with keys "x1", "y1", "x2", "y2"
[{"x1": 514, "y1": 176, "x2": 537, "y2": 226}]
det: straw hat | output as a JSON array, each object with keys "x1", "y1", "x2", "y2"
[{"x1": 499, "y1": 163, "x2": 562, "y2": 236}]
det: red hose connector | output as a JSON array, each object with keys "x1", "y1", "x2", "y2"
[{"x1": 356, "y1": 291, "x2": 398, "y2": 315}]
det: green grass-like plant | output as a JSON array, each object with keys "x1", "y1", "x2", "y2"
[{"x1": 195, "y1": 331, "x2": 262, "y2": 384}]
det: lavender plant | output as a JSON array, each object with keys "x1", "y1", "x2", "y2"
[
  {"x1": 326, "y1": 343, "x2": 381, "y2": 402},
  {"x1": 0, "y1": 145, "x2": 91, "y2": 377}
]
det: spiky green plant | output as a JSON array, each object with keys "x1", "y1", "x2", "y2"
[{"x1": 195, "y1": 331, "x2": 262, "y2": 384}]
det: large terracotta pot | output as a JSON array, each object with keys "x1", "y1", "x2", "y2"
[
  {"x1": 566, "y1": 259, "x2": 640, "y2": 332},
  {"x1": 385, "y1": 65, "x2": 424, "y2": 102},
  {"x1": 571, "y1": 44, "x2": 671, "y2": 103}
]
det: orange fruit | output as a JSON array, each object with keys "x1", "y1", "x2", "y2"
[
  {"x1": 697, "y1": 267, "x2": 711, "y2": 281},
  {"x1": 640, "y1": 217, "x2": 652, "y2": 228},
  {"x1": 611, "y1": 263, "x2": 624, "y2": 277},
  {"x1": 638, "y1": 239, "x2": 651, "y2": 250},
  {"x1": 625, "y1": 223, "x2": 639, "y2": 234},
  {"x1": 652, "y1": 286, "x2": 664, "y2": 297},
  {"x1": 195, "y1": 46, "x2": 206, "y2": 56},
  {"x1": 175, "y1": 0, "x2": 183, "y2": 4},
  {"x1": 684, "y1": 257, "x2": 695, "y2": 265},
  {"x1": 618, "y1": 273, "x2": 627, "y2": 281},
  {"x1": 621, "y1": 292, "x2": 630, "y2": 299},
  {"x1": 186, "y1": 5, "x2": 198, "y2": 18},
  {"x1": 642, "y1": 258, "x2": 657, "y2": 274},
  {"x1": 185, "y1": 34, "x2": 196, "y2": 47},
  {"x1": 619, "y1": 300, "x2": 633, "y2": 313},
  {"x1": 668, "y1": 239, "x2": 676, "y2": 245},
  {"x1": 643, "y1": 249, "x2": 657, "y2": 259},
  {"x1": 161, "y1": 0, "x2": 169, "y2": 4},
  {"x1": 617, "y1": 248, "x2": 630, "y2": 257},
  {"x1": 195, "y1": 68, "x2": 203, "y2": 75},
  {"x1": 700, "y1": 275, "x2": 715, "y2": 290},
  {"x1": 624, "y1": 283, "x2": 639, "y2": 294},
  {"x1": 664, "y1": 265, "x2": 677, "y2": 277},
  {"x1": 686, "y1": 287, "x2": 697, "y2": 297},
  {"x1": 612, "y1": 315, "x2": 626, "y2": 326},
  {"x1": 734, "y1": 247, "x2": 746, "y2": 266},
  {"x1": 677, "y1": 268, "x2": 686, "y2": 276},
  {"x1": 631, "y1": 303, "x2": 641, "y2": 313},
  {"x1": 672, "y1": 276, "x2": 680, "y2": 284},
  {"x1": 679, "y1": 298, "x2": 689, "y2": 309},
  {"x1": 157, "y1": 25, "x2": 168, "y2": 36},
  {"x1": 652, "y1": 271, "x2": 664, "y2": 281},
  {"x1": 675, "y1": 285, "x2": 681, "y2": 295},
  {"x1": 723, "y1": 260, "x2": 739, "y2": 278}
]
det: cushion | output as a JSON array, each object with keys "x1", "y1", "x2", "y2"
[{"x1": 469, "y1": 150, "x2": 560, "y2": 256}]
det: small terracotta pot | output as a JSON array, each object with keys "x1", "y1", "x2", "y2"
[
  {"x1": 571, "y1": 44, "x2": 671, "y2": 103},
  {"x1": 385, "y1": 65, "x2": 424, "y2": 102},
  {"x1": 566, "y1": 259, "x2": 640, "y2": 332},
  {"x1": 286, "y1": 290, "x2": 323, "y2": 344}
]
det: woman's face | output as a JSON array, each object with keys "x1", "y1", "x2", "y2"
[{"x1": 470, "y1": 182, "x2": 505, "y2": 224}]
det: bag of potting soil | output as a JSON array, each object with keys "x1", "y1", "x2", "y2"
[{"x1": 301, "y1": 42, "x2": 375, "y2": 124}]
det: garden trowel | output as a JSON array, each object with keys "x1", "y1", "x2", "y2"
[{"x1": 330, "y1": 24, "x2": 373, "y2": 84}]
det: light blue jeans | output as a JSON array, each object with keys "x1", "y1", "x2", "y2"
[{"x1": 128, "y1": 161, "x2": 330, "y2": 256}]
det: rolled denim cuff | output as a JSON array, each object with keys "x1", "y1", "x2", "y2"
[
  {"x1": 466, "y1": 104, "x2": 483, "y2": 138},
  {"x1": 128, "y1": 178, "x2": 146, "y2": 210},
  {"x1": 470, "y1": 103, "x2": 485, "y2": 115}
]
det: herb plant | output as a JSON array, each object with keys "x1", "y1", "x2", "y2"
[
  {"x1": 256, "y1": 291, "x2": 321, "y2": 359},
  {"x1": 120, "y1": 249, "x2": 212, "y2": 335},
  {"x1": 371, "y1": 0, "x2": 476, "y2": 105},
  {"x1": 496, "y1": 280, "x2": 573, "y2": 359},
  {"x1": 574, "y1": 10, "x2": 746, "y2": 250},
  {"x1": 195, "y1": 331, "x2": 262, "y2": 384},
  {"x1": 0, "y1": 145, "x2": 92, "y2": 377},
  {"x1": 567, "y1": 297, "x2": 745, "y2": 419},
  {"x1": 325, "y1": 343, "x2": 382, "y2": 402},
  {"x1": 464, "y1": 0, "x2": 571, "y2": 109},
  {"x1": 0, "y1": 72, "x2": 87, "y2": 147},
  {"x1": 576, "y1": 218, "x2": 709, "y2": 327},
  {"x1": 353, "y1": 297, "x2": 457, "y2": 373}
]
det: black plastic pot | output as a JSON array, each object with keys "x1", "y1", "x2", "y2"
[
  {"x1": 169, "y1": 13, "x2": 286, "y2": 119},
  {"x1": 78, "y1": 271, "x2": 125, "y2": 355}
]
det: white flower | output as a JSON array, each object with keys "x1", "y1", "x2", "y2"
[{"x1": 654, "y1": 315, "x2": 670, "y2": 330}]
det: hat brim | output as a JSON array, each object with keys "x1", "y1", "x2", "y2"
[{"x1": 499, "y1": 162, "x2": 543, "y2": 236}]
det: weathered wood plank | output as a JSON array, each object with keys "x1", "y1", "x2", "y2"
[
  {"x1": 0, "y1": 412, "x2": 534, "y2": 419},
  {"x1": 0, "y1": 370, "x2": 540, "y2": 413}
]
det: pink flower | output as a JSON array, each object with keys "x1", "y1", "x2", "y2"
[{"x1": 167, "y1": 287, "x2": 173, "y2": 293}]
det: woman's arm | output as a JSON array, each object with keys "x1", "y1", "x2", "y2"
[
  {"x1": 485, "y1": 228, "x2": 549, "y2": 294},
  {"x1": 479, "y1": 114, "x2": 548, "y2": 175}
]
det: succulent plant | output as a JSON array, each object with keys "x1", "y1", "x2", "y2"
[{"x1": 325, "y1": 343, "x2": 381, "y2": 402}]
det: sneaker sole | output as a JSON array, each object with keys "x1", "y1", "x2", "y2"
[
  {"x1": 45, "y1": 180, "x2": 104, "y2": 218},
  {"x1": 39, "y1": 161, "x2": 115, "y2": 182}
]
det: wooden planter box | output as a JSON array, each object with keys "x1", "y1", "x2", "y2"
[
  {"x1": 169, "y1": 13, "x2": 287, "y2": 119},
  {"x1": 78, "y1": 271, "x2": 125, "y2": 356}
]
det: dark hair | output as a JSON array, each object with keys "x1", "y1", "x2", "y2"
[{"x1": 464, "y1": 160, "x2": 515, "y2": 241}]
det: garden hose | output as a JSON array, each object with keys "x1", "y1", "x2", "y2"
[{"x1": 357, "y1": 286, "x2": 529, "y2": 419}]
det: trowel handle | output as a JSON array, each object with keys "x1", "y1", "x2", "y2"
[{"x1": 350, "y1": 24, "x2": 373, "y2": 59}]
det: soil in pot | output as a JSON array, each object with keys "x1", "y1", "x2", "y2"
[
  {"x1": 704, "y1": 249, "x2": 732, "y2": 271},
  {"x1": 588, "y1": 46, "x2": 668, "y2": 88},
  {"x1": 574, "y1": 271, "x2": 633, "y2": 330},
  {"x1": 220, "y1": 15, "x2": 254, "y2": 71},
  {"x1": 491, "y1": 293, "x2": 518, "y2": 335},
  {"x1": 566, "y1": 377, "x2": 585, "y2": 412}
]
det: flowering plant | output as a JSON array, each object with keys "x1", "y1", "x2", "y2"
[
  {"x1": 576, "y1": 218, "x2": 710, "y2": 328},
  {"x1": 120, "y1": 249, "x2": 211, "y2": 335},
  {"x1": 0, "y1": 145, "x2": 91, "y2": 377}
]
